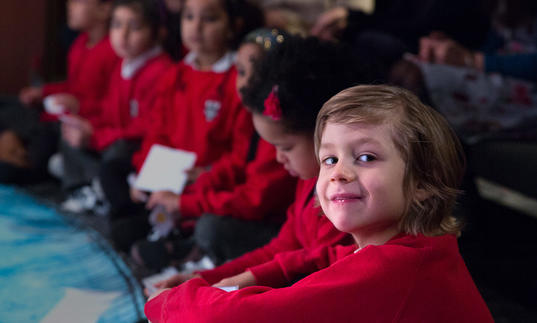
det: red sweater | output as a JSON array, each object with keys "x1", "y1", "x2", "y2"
[
  {"x1": 42, "y1": 33, "x2": 120, "y2": 123},
  {"x1": 131, "y1": 59, "x2": 253, "y2": 172},
  {"x1": 89, "y1": 51, "x2": 172, "y2": 151},
  {"x1": 179, "y1": 139, "x2": 297, "y2": 221},
  {"x1": 198, "y1": 177, "x2": 352, "y2": 287},
  {"x1": 145, "y1": 234, "x2": 493, "y2": 323}
]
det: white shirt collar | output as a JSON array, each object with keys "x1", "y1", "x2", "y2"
[
  {"x1": 183, "y1": 51, "x2": 236, "y2": 72},
  {"x1": 121, "y1": 46, "x2": 163, "y2": 79}
]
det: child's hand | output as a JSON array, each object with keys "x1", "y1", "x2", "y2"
[
  {"x1": 212, "y1": 271, "x2": 256, "y2": 289},
  {"x1": 61, "y1": 115, "x2": 93, "y2": 148},
  {"x1": 130, "y1": 186, "x2": 148, "y2": 203},
  {"x1": 146, "y1": 191, "x2": 180, "y2": 213},
  {"x1": 144, "y1": 273, "x2": 200, "y2": 297},
  {"x1": 52, "y1": 94, "x2": 80, "y2": 114},
  {"x1": 19, "y1": 86, "x2": 43, "y2": 106},
  {"x1": 419, "y1": 34, "x2": 476, "y2": 68},
  {"x1": 0, "y1": 130, "x2": 29, "y2": 168}
]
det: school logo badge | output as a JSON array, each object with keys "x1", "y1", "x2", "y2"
[
  {"x1": 204, "y1": 100, "x2": 221, "y2": 122},
  {"x1": 130, "y1": 99, "x2": 139, "y2": 117}
]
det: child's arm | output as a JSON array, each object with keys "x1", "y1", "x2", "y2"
[
  {"x1": 198, "y1": 199, "x2": 305, "y2": 285},
  {"x1": 179, "y1": 140, "x2": 295, "y2": 220},
  {"x1": 144, "y1": 246, "x2": 367, "y2": 323}
]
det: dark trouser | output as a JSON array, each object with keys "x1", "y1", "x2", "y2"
[
  {"x1": 61, "y1": 139, "x2": 139, "y2": 190},
  {"x1": 98, "y1": 156, "x2": 140, "y2": 220},
  {"x1": 194, "y1": 213, "x2": 281, "y2": 264},
  {"x1": 110, "y1": 212, "x2": 151, "y2": 253}
]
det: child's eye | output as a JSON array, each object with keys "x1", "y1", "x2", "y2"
[
  {"x1": 110, "y1": 20, "x2": 121, "y2": 29},
  {"x1": 357, "y1": 154, "x2": 376, "y2": 162},
  {"x1": 182, "y1": 12, "x2": 193, "y2": 20},
  {"x1": 280, "y1": 146, "x2": 292, "y2": 152},
  {"x1": 129, "y1": 22, "x2": 143, "y2": 30},
  {"x1": 322, "y1": 156, "x2": 338, "y2": 166}
]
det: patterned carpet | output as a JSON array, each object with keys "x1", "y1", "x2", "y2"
[{"x1": 0, "y1": 185, "x2": 145, "y2": 323}]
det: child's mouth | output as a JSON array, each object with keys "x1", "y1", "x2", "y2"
[{"x1": 330, "y1": 193, "x2": 362, "y2": 203}]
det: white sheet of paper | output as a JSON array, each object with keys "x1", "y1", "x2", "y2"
[
  {"x1": 134, "y1": 144, "x2": 197, "y2": 194},
  {"x1": 217, "y1": 285, "x2": 239, "y2": 292},
  {"x1": 41, "y1": 288, "x2": 121, "y2": 323}
]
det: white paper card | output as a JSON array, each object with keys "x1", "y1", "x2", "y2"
[
  {"x1": 41, "y1": 288, "x2": 120, "y2": 323},
  {"x1": 217, "y1": 285, "x2": 239, "y2": 292},
  {"x1": 134, "y1": 144, "x2": 196, "y2": 194}
]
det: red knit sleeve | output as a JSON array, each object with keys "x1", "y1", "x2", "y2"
[{"x1": 179, "y1": 140, "x2": 295, "y2": 220}]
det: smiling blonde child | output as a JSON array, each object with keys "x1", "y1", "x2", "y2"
[{"x1": 144, "y1": 84, "x2": 493, "y2": 323}]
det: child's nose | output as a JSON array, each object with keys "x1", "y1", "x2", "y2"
[
  {"x1": 330, "y1": 161, "x2": 356, "y2": 182},
  {"x1": 276, "y1": 150, "x2": 287, "y2": 164}
]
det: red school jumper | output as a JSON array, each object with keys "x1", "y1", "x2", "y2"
[
  {"x1": 88, "y1": 48, "x2": 172, "y2": 151},
  {"x1": 131, "y1": 52, "x2": 253, "y2": 172},
  {"x1": 178, "y1": 138, "x2": 297, "y2": 221},
  {"x1": 196, "y1": 177, "x2": 353, "y2": 287},
  {"x1": 145, "y1": 234, "x2": 494, "y2": 323},
  {"x1": 41, "y1": 33, "x2": 120, "y2": 123}
]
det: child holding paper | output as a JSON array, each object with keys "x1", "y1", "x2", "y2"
[
  {"x1": 145, "y1": 85, "x2": 493, "y2": 323},
  {"x1": 107, "y1": 0, "x2": 260, "y2": 251},
  {"x1": 128, "y1": 29, "x2": 300, "y2": 271}
]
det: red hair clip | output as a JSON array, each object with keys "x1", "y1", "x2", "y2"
[{"x1": 263, "y1": 85, "x2": 282, "y2": 121}]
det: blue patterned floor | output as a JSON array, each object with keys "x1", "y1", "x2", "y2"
[{"x1": 0, "y1": 185, "x2": 145, "y2": 323}]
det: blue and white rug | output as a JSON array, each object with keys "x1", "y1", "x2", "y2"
[{"x1": 0, "y1": 185, "x2": 145, "y2": 323}]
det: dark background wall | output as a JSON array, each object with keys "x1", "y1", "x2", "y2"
[{"x1": 0, "y1": 0, "x2": 69, "y2": 95}]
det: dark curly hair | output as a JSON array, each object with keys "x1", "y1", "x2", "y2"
[
  {"x1": 241, "y1": 35, "x2": 370, "y2": 134},
  {"x1": 223, "y1": 0, "x2": 264, "y2": 50}
]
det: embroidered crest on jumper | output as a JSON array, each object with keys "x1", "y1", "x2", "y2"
[
  {"x1": 204, "y1": 100, "x2": 221, "y2": 121},
  {"x1": 130, "y1": 99, "x2": 139, "y2": 117}
]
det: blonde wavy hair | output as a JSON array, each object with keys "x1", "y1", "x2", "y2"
[{"x1": 314, "y1": 85, "x2": 465, "y2": 236}]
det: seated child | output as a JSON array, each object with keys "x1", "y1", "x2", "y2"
[
  {"x1": 144, "y1": 85, "x2": 494, "y2": 322},
  {"x1": 146, "y1": 35, "x2": 364, "y2": 291},
  {"x1": 20, "y1": 0, "x2": 119, "y2": 122},
  {"x1": 129, "y1": 29, "x2": 298, "y2": 270},
  {"x1": 59, "y1": 0, "x2": 172, "y2": 211},
  {"x1": 6, "y1": 0, "x2": 119, "y2": 185},
  {"x1": 105, "y1": 0, "x2": 260, "y2": 251}
]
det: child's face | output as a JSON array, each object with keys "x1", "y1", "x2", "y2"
[
  {"x1": 316, "y1": 122, "x2": 406, "y2": 246},
  {"x1": 236, "y1": 43, "x2": 263, "y2": 99},
  {"x1": 110, "y1": 6, "x2": 155, "y2": 60},
  {"x1": 253, "y1": 114, "x2": 318, "y2": 179},
  {"x1": 67, "y1": 0, "x2": 106, "y2": 31},
  {"x1": 181, "y1": 0, "x2": 231, "y2": 57}
]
